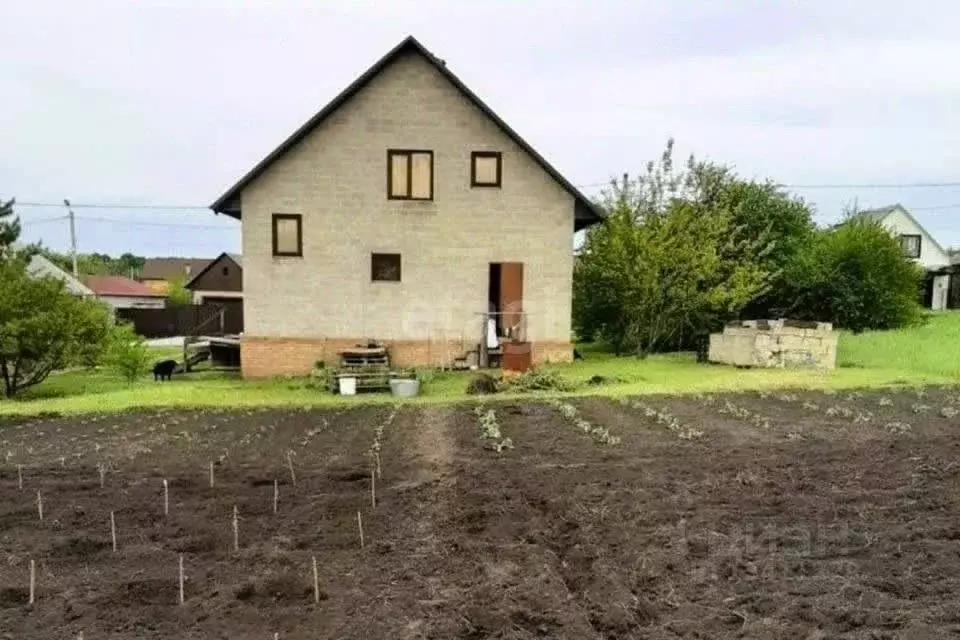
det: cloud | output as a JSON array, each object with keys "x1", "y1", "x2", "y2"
[{"x1": 1, "y1": 0, "x2": 958, "y2": 252}]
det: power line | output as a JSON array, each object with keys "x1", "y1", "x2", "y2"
[
  {"x1": 781, "y1": 182, "x2": 960, "y2": 190},
  {"x1": 75, "y1": 216, "x2": 237, "y2": 230},
  {"x1": 20, "y1": 216, "x2": 69, "y2": 226},
  {"x1": 14, "y1": 201, "x2": 211, "y2": 211},
  {"x1": 575, "y1": 180, "x2": 960, "y2": 190}
]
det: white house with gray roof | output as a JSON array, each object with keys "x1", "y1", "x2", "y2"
[{"x1": 859, "y1": 204, "x2": 952, "y2": 310}]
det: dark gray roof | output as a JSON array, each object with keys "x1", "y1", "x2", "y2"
[
  {"x1": 210, "y1": 36, "x2": 604, "y2": 231},
  {"x1": 855, "y1": 204, "x2": 902, "y2": 223},
  {"x1": 184, "y1": 252, "x2": 243, "y2": 289}
]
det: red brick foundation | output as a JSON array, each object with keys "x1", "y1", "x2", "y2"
[{"x1": 240, "y1": 336, "x2": 573, "y2": 378}]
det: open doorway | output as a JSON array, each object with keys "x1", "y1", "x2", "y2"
[{"x1": 488, "y1": 262, "x2": 524, "y2": 339}]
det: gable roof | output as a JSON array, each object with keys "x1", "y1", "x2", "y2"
[
  {"x1": 84, "y1": 275, "x2": 164, "y2": 298},
  {"x1": 856, "y1": 204, "x2": 950, "y2": 256},
  {"x1": 140, "y1": 257, "x2": 213, "y2": 281},
  {"x1": 184, "y1": 252, "x2": 243, "y2": 289},
  {"x1": 210, "y1": 35, "x2": 604, "y2": 231},
  {"x1": 26, "y1": 254, "x2": 95, "y2": 297}
]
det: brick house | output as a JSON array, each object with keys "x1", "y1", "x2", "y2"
[
  {"x1": 210, "y1": 36, "x2": 603, "y2": 378},
  {"x1": 139, "y1": 257, "x2": 213, "y2": 295}
]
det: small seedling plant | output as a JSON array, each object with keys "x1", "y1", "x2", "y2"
[
  {"x1": 473, "y1": 405, "x2": 513, "y2": 452},
  {"x1": 622, "y1": 399, "x2": 702, "y2": 440},
  {"x1": 551, "y1": 400, "x2": 621, "y2": 445}
]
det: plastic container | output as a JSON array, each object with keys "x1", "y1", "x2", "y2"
[
  {"x1": 389, "y1": 378, "x2": 420, "y2": 398},
  {"x1": 338, "y1": 377, "x2": 357, "y2": 396}
]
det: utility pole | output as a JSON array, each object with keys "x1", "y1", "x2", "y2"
[{"x1": 64, "y1": 199, "x2": 78, "y2": 277}]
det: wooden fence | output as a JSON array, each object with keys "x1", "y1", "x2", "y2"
[{"x1": 116, "y1": 301, "x2": 243, "y2": 338}]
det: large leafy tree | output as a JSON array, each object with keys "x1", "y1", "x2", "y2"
[
  {"x1": 0, "y1": 196, "x2": 112, "y2": 397},
  {"x1": 782, "y1": 217, "x2": 922, "y2": 332},
  {"x1": 574, "y1": 142, "x2": 774, "y2": 356}
]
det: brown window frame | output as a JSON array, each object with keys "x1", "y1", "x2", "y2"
[
  {"x1": 387, "y1": 149, "x2": 434, "y2": 201},
  {"x1": 470, "y1": 151, "x2": 502, "y2": 188},
  {"x1": 371, "y1": 253, "x2": 402, "y2": 283},
  {"x1": 271, "y1": 213, "x2": 303, "y2": 258},
  {"x1": 898, "y1": 234, "x2": 921, "y2": 259}
]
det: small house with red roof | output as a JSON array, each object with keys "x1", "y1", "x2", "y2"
[{"x1": 83, "y1": 275, "x2": 166, "y2": 310}]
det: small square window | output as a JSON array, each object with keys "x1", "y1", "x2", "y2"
[
  {"x1": 388, "y1": 150, "x2": 433, "y2": 200},
  {"x1": 371, "y1": 253, "x2": 401, "y2": 282},
  {"x1": 272, "y1": 214, "x2": 303, "y2": 257},
  {"x1": 899, "y1": 234, "x2": 921, "y2": 259},
  {"x1": 471, "y1": 151, "x2": 502, "y2": 187},
  {"x1": 221, "y1": 266, "x2": 229, "y2": 276}
]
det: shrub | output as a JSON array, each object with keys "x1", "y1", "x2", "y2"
[
  {"x1": 502, "y1": 368, "x2": 577, "y2": 393},
  {"x1": 781, "y1": 217, "x2": 923, "y2": 332},
  {"x1": 103, "y1": 323, "x2": 151, "y2": 382},
  {"x1": 0, "y1": 258, "x2": 112, "y2": 396},
  {"x1": 466, "y1": 373, "x2": 499, "y2": 395}
]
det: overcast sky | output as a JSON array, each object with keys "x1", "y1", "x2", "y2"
[{"x1": 3, "y1": 0, "x2": 959, "y2": 257}]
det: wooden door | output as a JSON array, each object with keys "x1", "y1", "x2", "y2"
[{"x1": 499, "y1": 262, "x2": 524, "y2": 339}]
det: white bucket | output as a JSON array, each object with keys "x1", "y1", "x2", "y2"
[{"x1": 338, "y1": 377, "x2": 357, "y2": 396}]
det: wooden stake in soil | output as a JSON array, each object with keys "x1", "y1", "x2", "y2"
[
  {"x1": 209, "y1": 461, "x2": 214, "y2": 489},
  {"x1": 98, "y1": 464, "x2": 106, "y2": 489},
  {"x1": 375, "y1": 452, "x2": 382, "y2": 480},
  {"x1": 286, "y1": 452, "x2": 296, "y2": 487},
  {"x1": 110, "y1": 511, "x2": 117, "y2": 552},
  {"x1": 17, "y1": 464, "x2": 23, "y2": 491},
  {"x1": 312, "y1": 555, "x2": 320, "y2": 604},
  {"x1": 60, "y1": 456, "x2": 65, "y2": 468},
  {"x1": 28, "y1": 559, "x2": 35, "y2": 605},
  {"x1": 36, "y1": 490, "x2": 43, "y2": 522},
  {"x1": 178, "y1": 554, "x2": 185, "y2": 604},
  {"x1": 163, "y1": 479, "x2": 169, "y2": 516},
  {"x1": 273, "y1": 479, "x2": 279, "y2": 514},
  {"x1": 232, "y1": 505, "x2": 240, "y2": 551},
  {"x1": 370, "y1": 467, "x2": 376, "y2": 509},
  {"x1": 357, "y1": 511, "x2": 365, "y2": 549}
]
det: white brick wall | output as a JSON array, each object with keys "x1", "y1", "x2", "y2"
[{"x1": 241, "y1": 51, "x2": 576, "y2": 346}]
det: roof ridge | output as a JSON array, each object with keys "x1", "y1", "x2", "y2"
[{"x1": 209, "y1": 36, "x2": 603, "y2": 229}]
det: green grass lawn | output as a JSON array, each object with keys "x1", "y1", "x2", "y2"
[{"x1": 2, "y1": 313, "x2": 958, "y2": 416}]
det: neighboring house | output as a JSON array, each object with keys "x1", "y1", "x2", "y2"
[
  {"x1": 25, "y1": 254, "x2": 95, "y2": 297},
  {"x1": 210, "y1": 35, "x2": 604, "y2": 378},
  {"x1": 83, "y1": 275, "x2": 166, "y2": 310},
  {"x1": 184, "y1": 252, "x2": 243, "y2": 305},
  {"x1": 139, "y1": 257, "x2": 213, "y2": 295},
  {"x1": 859, "y1": 204, "x2": 952, "y2": 310}
]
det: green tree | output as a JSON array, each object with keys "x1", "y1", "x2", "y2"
[
  {"x1": 42, "y1": 250, "x2": 146, "y2": 277},
  {"x1": 783, "y1": 217, "x2": 923, "y2": 332},
  {"x1": 0, "y1": 198, "x2": 112, "y2": 397},
  {"x1": 0, "y1": 259, "x2": 113, "y2": 396},
  {"x1": 103, "y1": 322, "x2": 151, "y2": 382},
  {"x1": 574, "y1": 142, "x2": 772, "y2": 356},
  {"x1": 166, "y1": 274, "x2": 193, "y2": 306}
]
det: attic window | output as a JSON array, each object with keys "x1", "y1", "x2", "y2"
[
  {"x1": 388, "y1": 150, "x2": 433, "y2": 200},
  {"x1": 272, "y1": 214, "x2": 303, "y2": 257},
  {"x1": 222, "y1": 266, "x2": 229, "y2": 276},
  {"x1": 471, "y1": 151, "x2": 502, "y2": 187},
  {"x1": 899, "y1": 234, "x2": 921, "y2": 259},
  {"x1": 371, "y1": 253, "x2": 401, "y2": 282}
]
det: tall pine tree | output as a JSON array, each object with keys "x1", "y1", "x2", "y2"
[{"x1": 0, "y1": 197, "x2": 21, "y2": 259}]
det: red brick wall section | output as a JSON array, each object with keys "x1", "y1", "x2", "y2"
[{"x1": 241, "y1": 336, "x2": 573, "y2": 378}]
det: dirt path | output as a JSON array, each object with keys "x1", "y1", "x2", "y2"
[{"x1": 411, "y1": 405, "x2": 455, "y2": 480}]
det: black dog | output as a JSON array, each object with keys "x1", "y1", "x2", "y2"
[{"x1": 153, "y1": 359, "x2": 178, "y2": 382}]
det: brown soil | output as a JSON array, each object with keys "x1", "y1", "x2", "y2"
[{"x1": 2, "y1": 389, "x2": 960, "y2": 638}]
